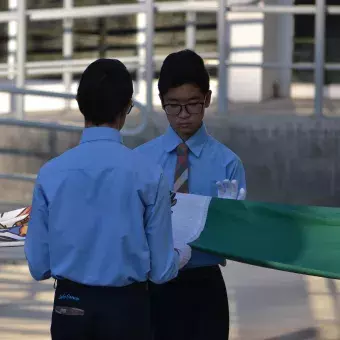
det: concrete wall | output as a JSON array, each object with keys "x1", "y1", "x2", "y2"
[
  {"x1": 205, "y1": 115, "x2": 340, "y2": 207},
  {"x1": 1, "y1": 114, "x2": 340, "y2": 208}
]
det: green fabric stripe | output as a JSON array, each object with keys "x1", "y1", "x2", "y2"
[{"x1": 190, "y1": 198, "x2": 340, "y2": 279}]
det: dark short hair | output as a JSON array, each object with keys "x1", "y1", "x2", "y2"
[
  {"x1": 158, "y1": 49, "x2": 210, "y2": 97},
  {"x1": 77, "y1": 58, "x2": 133, "y2": 125}
]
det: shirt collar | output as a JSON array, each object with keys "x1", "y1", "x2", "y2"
[
  {"x1": 80, "y1": 127, "x2": 122, "y2": 144},
  {"x1": 163, "y1": 124, "x2": 209, "y2": 157}
]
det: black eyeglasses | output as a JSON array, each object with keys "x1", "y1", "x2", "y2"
[
  {"x1": 163, "y1": 97, "x2": 206, "y2": 116},
  {"x1": 127, "y1": 102, "x2": 134, "y2": 115}
]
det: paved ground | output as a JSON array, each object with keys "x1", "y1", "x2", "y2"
[
  {"x1": 0, "y1": 262, "x2": 53, "y2": 340},
  {"x1": 1, "y1": 247, "x2": 340, "y2": 340}
]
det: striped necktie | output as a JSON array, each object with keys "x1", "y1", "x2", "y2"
[{"x1": 174, "y1": 143, "x2": 189, "y2": 193}]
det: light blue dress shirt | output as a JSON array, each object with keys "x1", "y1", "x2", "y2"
[
  {"x1": 134, "y1": 124, "x2": 246, "y2": 268},
  {"x1": 25, "y1": 127, "x2": 179, "y2": 286}
]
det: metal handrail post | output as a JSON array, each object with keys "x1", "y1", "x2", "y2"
[
  {"x1": 217, "y1": 0, "x2": 227, "y2": 115},
  {"x1": 16, "y1": 0, "x2": 26, "y2": 120},
  {"x1": 186, "y1": 0, "x2": 196, "y2": 50},
  {"x1": 0, "y1": 86, "x2": 149, "y2": 136},
  {"x1": 145, "y1": 0, "x2": 154, "y2": 114},
  {"x1": 63, "y1": 0, "x2": 74, "y2": 112},
  {"x1": 314, "y1": 0, "x2": 326, "y2": 117},
  {"x1": 136, "y1": 0, "x2": 146, "y2": 96}
]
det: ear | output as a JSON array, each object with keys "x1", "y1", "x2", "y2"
[
  {"x1": 205, "y1": 90, "x2": 212, "y2": 108},
  {"x1": 124, "y1": 100, "x2": 133, "y2": 115}
]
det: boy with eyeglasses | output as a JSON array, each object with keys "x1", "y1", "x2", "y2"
[{"x1": 134, "y1": 49, "x2": 246, "y2": 340}]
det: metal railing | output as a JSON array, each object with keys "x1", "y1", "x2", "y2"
[
  {"x1": 0, "y1": 120, "x2": 71, "y2": 184},
  {"x1": 0, "y1": 172, "x2": 36, "y2": 182},
  {"x1": 0, "y1": 1, "x2": 338, "y2": 117},
  {"x1": 0, "y1": 85, "x2": 149, "y2": 136},
  {"x1": 0, "y1": 82, "x2": 149, "y2": 182},
  {"x1": 0, "y1": 117, "x2": 78, "y2": 185}
]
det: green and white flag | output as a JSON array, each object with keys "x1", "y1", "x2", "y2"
[
  {"x1": 171, "y1": 193, "x2": 340, "y2": 280},
  {"x1": 2, "y1": 193, "x2": 340, "y2": 280}
]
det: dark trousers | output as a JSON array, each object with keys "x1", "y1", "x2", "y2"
[
  {"x1": 51, "y1": 279, "x2": 151, "y2": 340},
  {"x1": 149, "y1": 265, "x2": 229, "y2": 340}
]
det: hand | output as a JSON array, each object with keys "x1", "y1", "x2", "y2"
[
  {"x1": 216, "y1": 179, "x2": 246, "y2": 200},
  {"x1": 175, "y1": 245, "x2": 192, "y2": 269}
]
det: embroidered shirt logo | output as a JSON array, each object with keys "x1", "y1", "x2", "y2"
[{"x1": 58, "y1": 293, "x2": 80, "y2": 302}]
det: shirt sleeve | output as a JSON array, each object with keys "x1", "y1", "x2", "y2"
[
  {"x1": 228, "y1": 158, "x2": 246, "y2": 191},
  {"x1": 144, "y1": 172, "x2": 179, "y2": 284},
  {"x1": 24, "y1": 176, "x2": 51, "y2": 281}
]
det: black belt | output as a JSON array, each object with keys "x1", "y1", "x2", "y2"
[
  {"x1": 169, "y1": 265, "x2": 222, "y2": 283},
  {"x1": 56, "y1": 278, "x2": 148, "y2": 291}
]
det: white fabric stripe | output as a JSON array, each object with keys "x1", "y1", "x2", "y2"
[
  {"x1": 0, "y1": 232, "x2": 25, "y2": 241},
  {"x1": 0, "y1": 208, "x2": 26, "y2": 221},
  {"x1": 0, "y1": 213, "x2": 29, "y2": 229},
  {"x1": 0, "y1": 240, "x2": 24, "y2": 247},
  {"x1": 0, "y1": 231, "x2": 25, "y2": 247},
  {"x1": 174, "y1": 168, "x2": 189, "y2": 192}
]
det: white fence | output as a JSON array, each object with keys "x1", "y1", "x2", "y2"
[{"x1": 0, "y1": 0, "x2": 339, "y2": 120}]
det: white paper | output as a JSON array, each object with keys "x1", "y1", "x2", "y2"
[{"x1": 171, "y1": 193, "x2": 211, "y2": 248}]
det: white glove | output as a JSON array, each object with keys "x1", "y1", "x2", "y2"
[
  {"x1": 216, "y1": 179, "x2": 246, "y2": 200},
  {"x1": 175, "y1": 245, "x2": 192, "y2": 269}
]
